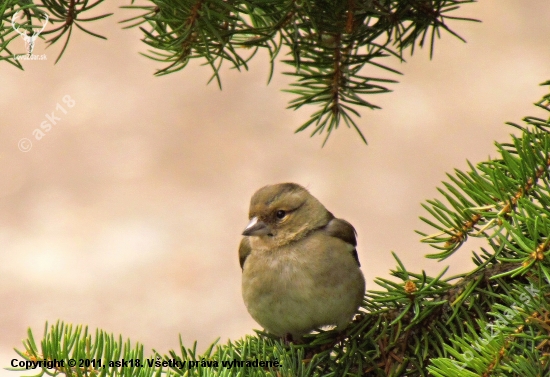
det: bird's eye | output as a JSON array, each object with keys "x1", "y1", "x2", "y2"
[{"x1": 276, "y1": 210, "x2": 286, "y2": 219}]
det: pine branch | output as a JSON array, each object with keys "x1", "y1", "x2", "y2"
[
  {"x1": 7, "y1": 254, "x2": 548, "y2": 376},
  {"x1": 418, "y1": 90, "x2": 550, "y2": 262},
  {"x1": 0, "y1": 1, "x2": 476, "y2": 144}
]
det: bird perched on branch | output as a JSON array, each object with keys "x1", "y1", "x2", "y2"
[{"x1": 239, "y1": 183, "x2": 365, "y2": 341}]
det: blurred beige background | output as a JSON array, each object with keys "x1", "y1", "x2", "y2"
[{"x1": 1, "y1": 1, "x2": 550, "y2": 374}]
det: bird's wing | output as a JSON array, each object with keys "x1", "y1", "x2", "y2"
[
  {"x1": 239, "y1": 237, "x2": 252, "y2": 269},
  {"x1": 321, "y1": 217, "x2": 361, "y2": 266}
]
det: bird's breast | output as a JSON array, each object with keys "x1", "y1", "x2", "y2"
[
  {"x1": 241, "y1": 234, "x2": 365, "y2": 337},
  {"x1": 244, "y1": 246, "x2": 307, "y2": 292}
]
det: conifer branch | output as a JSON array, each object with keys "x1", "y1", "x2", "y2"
[
  {"x1": 418, "y1": 95, "x2": 550, "y2": 261},
  {"x1": 1, "y1": 0, "x2": 476, "y2": 144}
]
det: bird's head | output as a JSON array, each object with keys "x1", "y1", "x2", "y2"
[{"x1": 242, "y1": 183, "x2": 332, "y2": 247}]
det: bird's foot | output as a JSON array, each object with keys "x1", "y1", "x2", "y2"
[{"x1": 283, "y1": 333, "x2": 294, "y2": 346}]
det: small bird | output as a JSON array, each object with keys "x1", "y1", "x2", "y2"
[{"x1": 239, "y1": 183, "x2": 365, "y2": 340}]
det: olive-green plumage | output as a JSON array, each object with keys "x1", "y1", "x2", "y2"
[{"x1": 240, "y1": 183, "x2": 365, "y2": 338}]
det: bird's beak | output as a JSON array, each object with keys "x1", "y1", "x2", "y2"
[{"x1": 242, "y1": 217, "x2": 270, "y2": 236}]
